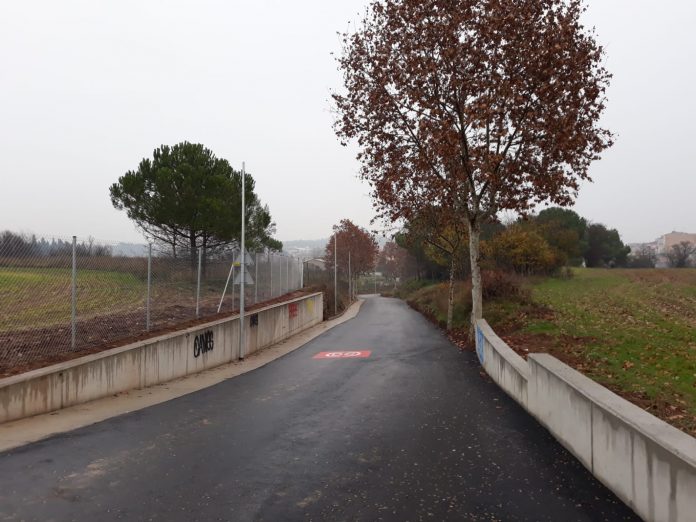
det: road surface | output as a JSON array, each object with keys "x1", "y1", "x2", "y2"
[{"x1": 0, "y1": 296, "x2": 638, "y2": 521}]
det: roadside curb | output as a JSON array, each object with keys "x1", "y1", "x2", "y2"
[{"x1": 0, "y1": 299, "x2": 364, "y2": 453}]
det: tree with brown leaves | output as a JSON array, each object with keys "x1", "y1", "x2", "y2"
[
  {"x1": 334, "y1": 0, "x2": 613, "y2": 336},
  {"x1": 378, "y1": 241, "x2": 412, "y2": 281},
  {"x1": 325, "y1": 219, "x2": 380, "y2": 293}
]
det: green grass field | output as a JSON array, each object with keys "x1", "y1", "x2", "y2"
[
  {"x1": 402, "y1": 268, "x2": 696, "y2": 434},
  {"x1": 0, "y1": 267, "x2": 147, "y2": 331},
  {"x1": 523, "y1": 269, "x2": 696, "y2": 427}
]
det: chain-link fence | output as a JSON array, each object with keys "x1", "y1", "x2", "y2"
[
  {"x1": 0, "y1": 233, "x2": 304, "y2": 376},
  {"x1": 303, "y1": 258, "x2": 356, "y2": 318}
]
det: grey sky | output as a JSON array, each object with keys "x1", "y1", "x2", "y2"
[{"x1": 1, "y1": 1, "x2": 694, "y2": 245}]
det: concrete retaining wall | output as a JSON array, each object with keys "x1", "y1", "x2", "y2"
[
  {"x1": 0, "y1": 293, "x2": 323, "y2": 424},
  {"x1": 475, "y1": 319, "x2": 696, "y2": 522},
  {"x1": 476, "y1": 321, "x2": 530, "y2": 410}
]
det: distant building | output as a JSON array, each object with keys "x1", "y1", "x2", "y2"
[
  {"x1": 304, "y1": 258, "x2": 326, "y2": 271},
  {"x1": 628, "y1": 232, "x2": 696, "y2": 268},
  {"x1": 644, "y1": 232, "x2": 696, "y2": 267},
  {"x1": 655, "y1": 232, "x2": 696, "y2": 254}
]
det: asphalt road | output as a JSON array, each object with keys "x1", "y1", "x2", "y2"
[{"x1": 0, "y1": 296, "x2": 639, "y2": 521}]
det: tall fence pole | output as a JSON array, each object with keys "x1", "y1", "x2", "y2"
[
  {"x1": 300, "y1": 258, "x2": 304, "y2": 289},
  {"x1": 195, "y1": 247, "x2": 202, "y2": 318},
  {"x1": 348, "y1": 251, "x2": 352, "y2": 302},
  {"x1": 146, "y1": 243, "x2": 152, "y2": 331},
  {"x1": 240, "y1": 162, "x2": 246, "y2": 360},
  {"x1": 254, "y1": 252, "x2": 258, "y2": 304},
  {"x1": 71, "y1": 236, "x2": 77, "y2": 350},
  {"x1": 278, "y1": 254, "x2": 282, "y2": 296},
  {"x1": 269, "y1": 252, "x2": 273, "y2": 298},
  {"x1": 286, "y1": 255, "x2": 289, "y2": 292},
  {"x1": 334, "y1": 233, "x2": 337, "y2": 314},
  {"x1": 231, "y1": 264, "x2": 236, "y2": 309}
]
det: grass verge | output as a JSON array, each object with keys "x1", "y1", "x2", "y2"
[{"x1": 399, "y1": 268, "x2": 696, "y2": 436}]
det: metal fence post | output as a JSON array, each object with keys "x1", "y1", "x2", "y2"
[
  {"x1": 71, "y1": 236, "x2": 77, "y2": 350},
  {"x1": 286, "y1": 255, "x2": 290, "y2": 293},
  {"x1": 269, "y1": 252, "x2": 273, "y2": 299},
  {"x1": 196, "y1": 247, "x2": 202, "y2": 318},
  {"x1": 231, "y1": 264, "x2": 236, "y2": 309},
  {"x1": 254, "y1": 252, "x2": 258, "y2": 304},
  {"x1": 146, "y1": 243, "x2": 152, "y2": 331},
  {"x1": 334, "y1": 233, "x2": 337, "y2": 314},
  {"x1": 240, "y1": 162, "x2": 246, "y2": 360},
  {"x1": 348, "y1": 250, "x2": 352, "y2": 302}
]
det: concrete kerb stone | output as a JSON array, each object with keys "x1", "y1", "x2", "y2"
[{"x1": 0, "y1": 298, "x2": 363, "y2": 453}]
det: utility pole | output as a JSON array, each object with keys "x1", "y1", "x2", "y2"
[
  {"x1": 334, "y1": 231, "x2": 337, "y2": 314},
  {"x1": 348, "y1": 250, "x2": 352, "y2": 303},
  {"x1": 239, "y1": 162, "x2": 246, "y2": 360}
]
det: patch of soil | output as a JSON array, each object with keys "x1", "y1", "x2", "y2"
[
  {"x1": 604, "y1": 385, "x2": 696, "y2": 437},
  {"x1": 502, "y1": 331, "x2": 598, "y2": 373},
  {"x1": 502, "y1": 331, "x2": 696, "y2": 437},
  {"x1": 0, "y1": 290, "x2": 311, "y2": 378}
]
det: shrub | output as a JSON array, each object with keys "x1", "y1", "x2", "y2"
[
  {"x1": 488, "y1": 224, "x2": 564, "y2": 275},
  {"x1": 481, "y1": 270, "x2": 529, "y2": 301}
]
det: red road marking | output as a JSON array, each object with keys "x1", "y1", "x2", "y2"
[{"x1": 313, "y1": 351, "x2": 371, "y2": 359}]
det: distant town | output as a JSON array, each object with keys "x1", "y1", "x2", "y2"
[{"x1": 629, "y1": 231, "x2": 696, "y2": 268}]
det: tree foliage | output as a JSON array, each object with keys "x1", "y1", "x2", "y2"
[
  {"x1": 535, "y1": 208, "x2": 587, "y2": 266},
  {"x1": 0, "y1": 231, "x2": 112, "y2": 257},
  {"x1": 489, "y1": 224, "x2": 562, "y2": 275},
  {"x1": 324, "y1": 219, "x2": 379, "y2": 277},
  {"x1": 394, "y1": 229, "x2": 448, "y2": 281},
  {"x1": 628, "y1": 246, "x2": 657, "y2": 269},
  {"x1": 377, "y1": 241, "x2": 412, "y2": 280},
  {"x1": 334, "y1": 0, "x2": 613, "y2": 333},
  {"x1": 584, "y1": 223, "x2": 630, "y2": 268},
  {"x1": 110, "y1": 142, "x2": 281, "y2": 267},
  {"x1": 665, "y1": 241, "x2": 696, "y2": 268}
]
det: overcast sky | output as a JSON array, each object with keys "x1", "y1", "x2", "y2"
[{"x1": 1, "y1": 1, "x2": 694, "y2": 245}]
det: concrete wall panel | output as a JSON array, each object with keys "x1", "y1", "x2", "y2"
[
  {"x1": 476, "y1": 321, "x2": 529, "y2": 410},
  {"x1": 476, "y1": 320, "x2": 696, "y2": 522},
  {"x1": 528, "y1": 355, "x2": 593, "y2": 469},
  {"x1": 0, "y1": 293, "x2": 323, "y2": 424}
]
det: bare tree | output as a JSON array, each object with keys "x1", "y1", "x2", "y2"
[{"x1": 666, "y1": 241, "x2": 696, "y2": 268}]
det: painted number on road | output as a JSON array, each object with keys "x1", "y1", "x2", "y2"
[{"x1": 313, "y1": 351, "x2": 371, "y2": 359}]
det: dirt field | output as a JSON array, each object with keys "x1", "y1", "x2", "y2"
[{"x1": 0, "y1": 262, "x2": 310, "y2": 377}]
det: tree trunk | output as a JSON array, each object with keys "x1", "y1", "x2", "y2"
[
  {"x1": 468, "y1": 218, "x2": 482, "y2": 341},
  {"x1": 446, "y1": 256, "x2": 455, "y2": 331}
]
